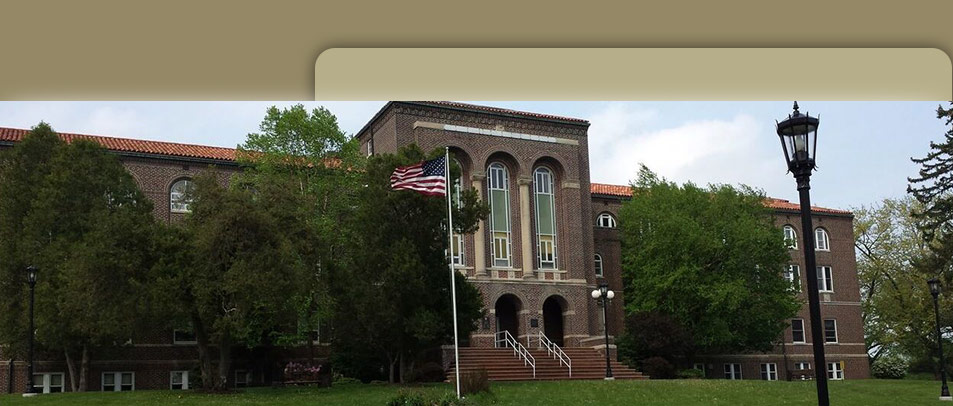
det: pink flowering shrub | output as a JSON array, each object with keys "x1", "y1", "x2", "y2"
[{"x1": 283, "y1": 361, "x2": 323, "y2": 382}]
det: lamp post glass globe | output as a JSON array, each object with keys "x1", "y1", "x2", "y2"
[
  {"x1": 27, "y1": 266, "x2": 37, "y2": 285},
  {"x1": 591, "y1": 289, "x2": 601, "y2": 299},
  {"x1": 776, "y1": 101, "x2": 819, "y2": 174},
  {"x1": 929, "y1": 278, "x2": 942, "y2": 298}
]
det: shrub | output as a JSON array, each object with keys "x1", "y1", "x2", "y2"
[
  {"x1": 641, "y1": 356, "x2": 676, "y2": 379},
  {"x1": 676, "y1": 368, "x2": 705, "y2": 379},
  {"x1": 872, "y1": 355, "x2": 908, "y2": 379},
  {"x1": 459, "y1": 368, "x2": 490, "y2": 395},
  {"x1": 333, "y1": 375, "x2": 363, "y2": 385},
  {"x1": 408, "y1": 362, "x2": 446, "y2": 383},
  {"x1": 386, "y1": 389, "x2": 426, "y2": 406}
]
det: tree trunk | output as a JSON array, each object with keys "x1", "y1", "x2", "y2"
[
  {"x1": 64, "y1": 348, "x2": 77, "y2": 392},
  {"x1": 217, "y1": 331, "x2": 232, "y2": 390},
  {"x1": 398, "y1": 353, "x2": 406, "y2": 384},
  {"x1": 387, "y1": 355, "x2": 397, "y2": 384},
  {"x1": 78, "y1": 345, "x2": 88, "y2": 392},
  {"x1": 192, "y1": 312, "x2": 214, "y2": 390}
]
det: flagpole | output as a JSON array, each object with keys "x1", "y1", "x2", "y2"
[{"x1": 445, "y1": 147, "x2": 462, "y2": 399}]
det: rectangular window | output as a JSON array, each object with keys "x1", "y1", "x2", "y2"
[
  {"x1": 784, "y1": 265, "x2": 801, "y2": 292},
  {"x1": 795, "y1": 362, "x2": 811, "y2": 370},
  {"x1": 488, "y1": 164, "x2": 511, "y2": 268},
  {"x1": 827, "y1": 362, "x2": 845, "y2": 380},
  {"x1": 817, "y1": 266, "x2": 833, "y2": 292},
  {"x1": 102, "y1": 372, "x2": 134, "y2": 392},
  {"x1": 760, "y1": 363, "x2": 778, "y2": 381},
  {"x1": 792, "y1": 319, "x2": 806, "y2": 343},
  {"x1": 235, "y1": 370, "x2": 251, "y2": 388},
  {"x1": 170, "y1": 371, "x2": 189, "y2": 390},
  {"x1": 784, "y1": 226, "x2": 798, "y2": 249},
  {"x1": 723, "y1": 363, "x2": 742, "y2": 380},
  {"x1": 693, "y1": 363, "x2": 705, "y2": 371},
  {"x1": 173, "y1": 329, "x2": 197, "y2": 344},
  {"x1": 824, "y1": 319, "x2": 838, "y2": 343},
  {"x1": 33, "y1": 373, "x2": 65, "y2": 394},
  {"x1": 451, "y1": 233, "x2": 464, "y2": 266},
  {"x1": 538, "y1": 235, "x2": 556, "y2": 269}
]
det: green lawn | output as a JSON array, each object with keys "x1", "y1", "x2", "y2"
[{"x1": 0, "y1": 379, "x2": 948, "y2": 406}]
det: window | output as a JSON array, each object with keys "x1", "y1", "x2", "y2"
[
  {"x1": 32, "y1": 373, "x2": 64, "y2": 393},
  {"x1": 784, "y1": 265, "x2": 801, "y2": 292},
  {"x1": 534, "y1": 167, "x2": 558, "y2": 269},
  {"x1": 795, "y1": 362, "x2": 811, "y2": 370},
  {"x1": 102, "y1": 372, "x2": 134, "y2": 392},
  {"x1": 170, "y1": 371, "x2": 189, "y2": 390},
  {"x1": 366, "y1": 140, "x2": 373, "y2": 157},
  {"x1": 170, "y1": 179, "x2": 194, "y2": 213},
  {"x1": 594, "y1": 254, "x2": 604, "y2": 277},
  {"x1": 827, "y1": 362, "x2": 844, "y2": 380},
  {"x1": 824, "y1": 319, "x2": 838, "y2": 343},
  {"x1": 817, "y1": 266, "x2": 833, "y2": 292},
  {"x1": 235, "y1": 370, "x2": 251, "y2": 388},
  {"x1": 451, "y1": 162, "x2": 465, "y2": 266},
  {"x1": 760, "y1": 363, "x2": 778, "y2": 381},
  {"x1": 724, "y1": 363, "x2": 742, "y2": 380},
  {"x1": 596, "y1": 212, "x2": 617, "y2": 228},
  {"x1": 693, "y1": 363, "x2": 705, "y2": 371},
  {"x1": 791, "y1": 319, "x2": 806, "y2": 343},
  {"x1": 487, "y1": 163, "x2": 512, "y2": 268},
  {"x1": 173, "y1": 329, "x2": 197, "y2": 344},
  {"x1": 815, "y1": 228, "x2": 830, "y2": 251},
  {"x1": 783, "y1": 225, "x2": 798, "y2": 249}
]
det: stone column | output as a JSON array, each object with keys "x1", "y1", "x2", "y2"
[
  {"x1": 518, "y1": 177, "x2": 534, "y2": 279},
  {"x1": 471, "y1": 173, "x2": 487, "y2": 276}
]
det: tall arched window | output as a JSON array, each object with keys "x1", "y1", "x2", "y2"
[
  {"x1": 451, "y1": 159, "x2": 465, "y2": 266},
  {"x1": 783, "y1": 225, "x2": 798, "y2": 249},
  {"x1": 534, "y1": 167, "x2": 557, "y2": 269},
  {"x1": 170, "y1": 178, "x2": 194, "y2": 213},
  {"x1": 815, "y1": 228, "x2": 830, "y2": 251},
  {"x1": 596, "y1": 212, "x2": 617, "y2": 228},
  {"x1": 594, "y1": 254, "x2": 604, "y2": 277},
  {"x1": 488, "y1": 163, "x2": 511, "y2": 267}
]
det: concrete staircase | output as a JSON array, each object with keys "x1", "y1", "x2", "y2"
[{"x1": 446, "y1": 347, "x2": 648, "y2": 381}]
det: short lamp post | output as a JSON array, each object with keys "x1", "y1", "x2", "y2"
[
  {"x1": 591, "y1": 282, "x2": 615, "y2": 380},
  {"x1": 928, "y1": 278, "x2": 952, "y2": 401},
  {"x1": 24, "y1": 266, "x2": 37, "y2": 397},
  {"x1": 775, "y1": 102, "x2": 829, "y2": 406}
]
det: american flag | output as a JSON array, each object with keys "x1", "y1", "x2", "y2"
[{"x1": 390, "y1": 156, "x2": 447, "y2": 196}]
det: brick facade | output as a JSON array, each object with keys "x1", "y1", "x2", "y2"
[{"x1": 0, "y1": 101, "x2": 869, "y2": 392}]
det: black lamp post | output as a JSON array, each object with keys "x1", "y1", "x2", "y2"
[
  {"x1": 775, "y1": 102, "x2": 828, "y2": 406},
  {"x1": 591, "y1": 282, "x2": 615, "y2": 380},
  {"x1": 24, "y1": 266, "x2": 37, "y2": 396},
  {"x1": 928, "y1": 278, "x2": 952, "y2": 401}
]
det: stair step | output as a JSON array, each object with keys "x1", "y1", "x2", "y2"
[{"x1": 445, "y1": 346, "x2": 647, "y2": 382}]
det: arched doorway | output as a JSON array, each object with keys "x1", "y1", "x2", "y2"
[
  {"x1": 495, "y1": 294, "x2": 521, "y2": 340},
  {"x1": 542, "y1": 296, "x2": 565, "y2": 346}
]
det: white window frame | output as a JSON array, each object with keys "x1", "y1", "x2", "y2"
[
  {"x1": 594, "y1": 254, "x2": 604, "y2": 277},
  {"x1": 596, "y1": 212, "x2": 617, "y2": 229},
  {"x1": 170, "y1": 370, "x2": 190, "y2": 390},
  {"x1": 815, "y1": 228, "x2": 830, "y2": 251},
  {"x1": 102, "y1": 372, "x2": 135, "y2": 392},
  {"x1": 32, "y1": 372, "x2": 65, "y2": 393},
  {"x1": 451, "y1": 162, "x2": 465, "y2": 266},
  {"x1": 235, "y1": 370, "x2": 251, "y2": 388},
  {"x1": 487, "y1": 163, "x2": 512, "y2": 268},
  {"x1": 791, "y1": 319, "x2": 806, "y2": 343},
  {"x1": 760, "y1": 363, "x2": 778, "y2": 381},
  {"x1": 795, "y1": 361, "x2": 811, "y2": 370},
  {"x1": 693, "y1": 363, "x2": 705, "y2": 371},
  {"x1": 817, "y1": 266, "x2": 834, "y2": 292},
  {"x1": 783, "y1": 225, "x2": 798, "y2": 249},
  {"x1": 824, "y1": 319, "x2": 838, "y2": 343},
  {"x1": 170, "y1": 178, "x2": 194, "y2": 214},
  {"x1": 534, "y1": 167, "x2": 558, "y2": 270},
  {"x1": 784, "y1": 264, "x2": 801, "y2": 292},
  {"x1": 724, "y1": 363, "x2": 742, "y2": 380},
  {"x1": 827, "y1": 362, "x2": 845, "y2": 380}
]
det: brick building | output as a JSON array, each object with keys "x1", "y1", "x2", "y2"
[{"x1": 0, "y1": 101, "x2": 867, "y2": 393}]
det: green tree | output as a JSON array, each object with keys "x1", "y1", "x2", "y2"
[
  {"x1": 908, "y1": 103, "x2": 953, "y2": 242},
  {"x1": 618, "y1": 165, "x2": 800, "y2": 356},
  {"x1": 153, "y1": 173, "x2": 305, "y2": 390},
  {"x1": 332, "y1": 145, "x2": 487, "y2": 383},
  {"x1": 0, "y1": 123, "x2": 157, "y2": 391}
]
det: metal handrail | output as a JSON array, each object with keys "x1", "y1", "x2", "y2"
[
  {"x1": 529, "y1": 332, "x2": 572, "y2": 377},
  {"x1": 494, "y1": 330, "x2": 536, "y2": 377}
]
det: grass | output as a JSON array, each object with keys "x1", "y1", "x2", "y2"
[{"x1": 0, "y1": 379, "x2": 949, "y2": 406}]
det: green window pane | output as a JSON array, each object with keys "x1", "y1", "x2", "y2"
[
  {"x1": 536, "y1": 195, "x2": 554, "y2": 234},
  {"x1": 491, "y1": 190, "x2": 509, "y2": 231}
]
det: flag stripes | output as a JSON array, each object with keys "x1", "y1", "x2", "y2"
[{"x1": 390, "y1": 157, "x2": 447, "y2": 196}]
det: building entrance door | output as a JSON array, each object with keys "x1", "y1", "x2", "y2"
[
  {"x1": 495, "y1": 294, "x2": 520, "y2": 340},
  {"x1": 542, "y1": 296, "x2": 565, "y2": 346}
]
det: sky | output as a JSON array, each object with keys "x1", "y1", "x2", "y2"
[{"x1": 0, "y1": 101, "x2": 947, "y2": 211}]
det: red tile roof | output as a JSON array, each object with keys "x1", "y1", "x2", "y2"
[
  {"x1": 413, "y1": 101, "x2": 590, "y2": 125},
  {"x1": 590, "y1": 183, "x2": 852, "y2": 215},
  {"x1": 0, "y1": 126, "x2": 237, "y2": 162}
]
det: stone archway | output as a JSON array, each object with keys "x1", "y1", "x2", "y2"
[
  {"x1": 495, "y1": 294, "x2": 521, "y2": 340},
  {"x1": 542, "y1": 296, "x2": 566, "y2": 346}
]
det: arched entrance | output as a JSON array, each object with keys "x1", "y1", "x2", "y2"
[
  {"x1": 495, "y1": 294, "x2": 521, "y2": 340},
  {"x1": 542, "y1": 296, "x2": 566, "y2": 346}
]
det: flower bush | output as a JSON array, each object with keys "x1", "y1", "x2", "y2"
[{"x1": 283, "y1": 361, "x2": 323, "y2": 382}]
